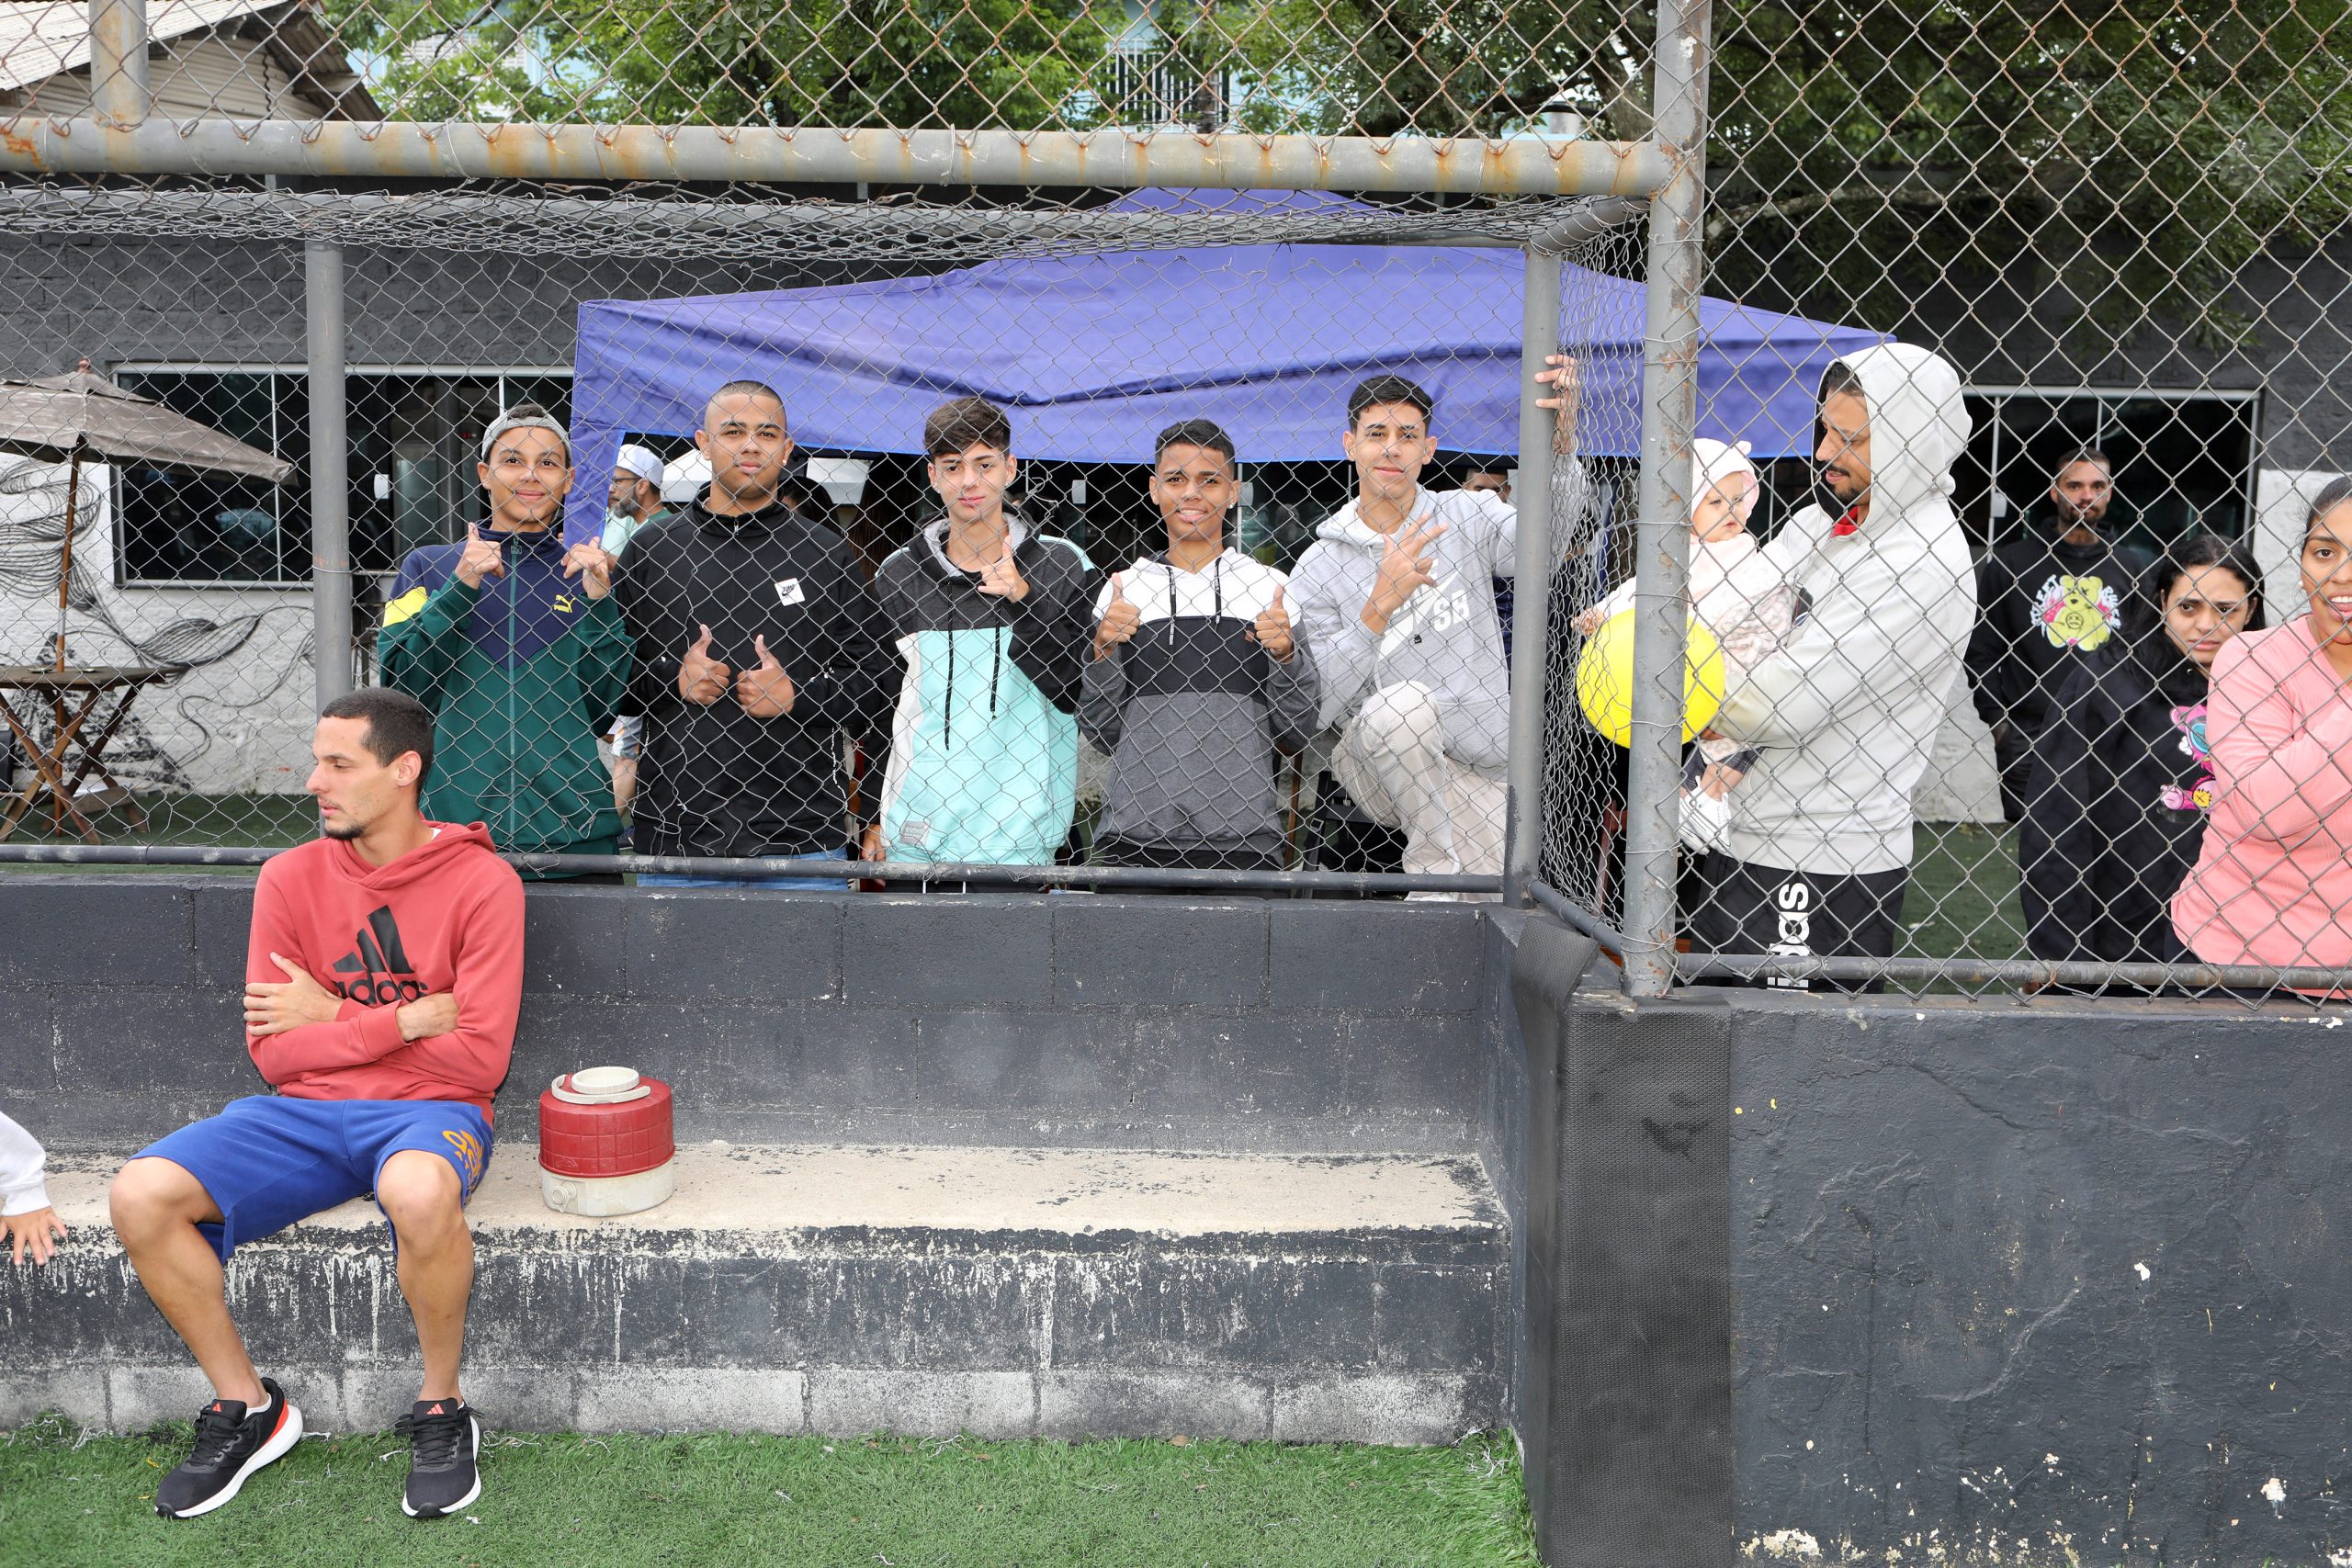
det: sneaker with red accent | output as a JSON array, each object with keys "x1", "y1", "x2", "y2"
[
  {"x1": 154, "y1": 1378, "x2": 304, "y2": 1518},
  {"x1": 398, "y1": 1398, "x2": 481, "y2": 1519}
]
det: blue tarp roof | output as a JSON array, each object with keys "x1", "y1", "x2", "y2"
[{"x1": 566, "y1": 190, "x2": 1883, "y2": 541}]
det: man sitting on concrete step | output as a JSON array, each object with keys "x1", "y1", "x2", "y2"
[{"x1": 108, "y1": 687, "x2": 523, "y2": 1523}]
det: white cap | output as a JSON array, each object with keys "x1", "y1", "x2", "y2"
[
  {"x1": 614, "y1": 444, "x2": 665, "y2": 487},
  {"x1": 661, "y1": 450, "x2": 710, "y2": 505}
]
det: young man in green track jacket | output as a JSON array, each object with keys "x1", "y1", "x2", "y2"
[{"x1": 379, "y1": 405, "x2": 632, "y2": 875}]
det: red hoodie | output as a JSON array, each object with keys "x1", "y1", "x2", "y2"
[{"x1": 244, "y1": 822, "x2": 525, "y2": 1120}]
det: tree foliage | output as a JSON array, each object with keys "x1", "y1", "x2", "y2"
[
  {"x1": 322, "y1": 1, "x2": 1116, "y2": 130},
  {"x1": 1703, "y1": 0, "x2": 2352, "y2": 344},
  {"x1": 318, "y1": 0, "x2": 2348, "y2": 340}
]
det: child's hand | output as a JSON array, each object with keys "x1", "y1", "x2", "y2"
[{"x1": 4, "y1": 1205, "x2": 66, "y2": 1266}]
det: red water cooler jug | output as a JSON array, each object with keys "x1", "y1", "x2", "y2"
[{"x1": 537, "y1": 1066, "x2": 676, "y2": 1216}]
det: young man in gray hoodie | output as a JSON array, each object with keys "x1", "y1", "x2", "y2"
[
  {"x1": 1287, "y1": 376, "x2": 1524, "y2": 891},
  {"x1": 1081, "y1": 419, "x2": 1317, "y2": 880},
  {"x1": 1695, "y1": 345, "x2": 1978, "y2": 986}
]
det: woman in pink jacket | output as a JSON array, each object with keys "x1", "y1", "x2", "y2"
[{"x1": 2172, "y1": 476, "x2": 2352, "y2": 978}]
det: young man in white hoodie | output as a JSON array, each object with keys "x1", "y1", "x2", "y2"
[
  {"x1": 1693, "y1": 345, "x2": 1977, "y2": 987},
  {"x1": 1289, "y1": 376, "x2": 1526, "y2": 891}
]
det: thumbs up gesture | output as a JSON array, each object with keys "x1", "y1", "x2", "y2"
[
  {"x1": 453, "y1": 519, "x2": 506, "y2": 589},
  {"x1": 679, "y1": 623, "x2": 730, "y2": 705},
  {"x1": 736, "y1": 633, "x2": 796, "y2": 718},
  {"x1": 1250, "y1": 582, "x2": 1295, "y2": 663},
  {"x1": 1093, "y1": 571, "x2": 1141, "y2": 660}
]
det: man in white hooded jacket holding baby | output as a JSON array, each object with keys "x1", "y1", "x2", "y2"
[{"x1": 1690, "y1": 344, "x2": 1977, "y2": 987}]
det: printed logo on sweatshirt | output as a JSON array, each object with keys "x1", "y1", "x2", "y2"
[
  {"x1": 330, "y1": 905, "x2": 428, "y2": 1006},
  {"x1": 2160, "y1": 702, "x2": 2215, "y2": 812},
  {"x1": 2034, "y1": 573, "x2": 2120, "y2": 651},
  {"x1": 1380, "y1": 576, "x2": 1473, "y2": 651}
]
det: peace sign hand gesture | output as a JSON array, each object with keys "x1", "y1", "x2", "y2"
[{"x1": 1364, "y1": 517, "x2": 1446, "y2": 633}]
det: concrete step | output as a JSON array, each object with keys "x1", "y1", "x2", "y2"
[{"x1": 6, "y1": 1142, "x2": 1508, "y2": 1445}]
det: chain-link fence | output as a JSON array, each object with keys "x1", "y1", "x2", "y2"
[
  {"x1": 1631, "y1": 0, "x2": 2349, "y2": 1001},
  {"x1": 1, "y1": 0, "x2": 2346, "y2": 997},
  {"x1": 0, "y1": 168, "x2": 1636, "y2": 897}
]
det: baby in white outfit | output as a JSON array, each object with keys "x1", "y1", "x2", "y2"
[{"x1": 1576, "y1": 438, "x2": 1799, "y2": 845}]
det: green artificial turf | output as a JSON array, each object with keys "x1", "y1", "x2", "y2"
[
  {"x1": 1903, "y1": 822, "x2": 2030, "y2": 965},
  {"x1": 0, "y1": 792, "x2": 311, "y2": 874},
  {"x1": 0, "y1": 1415, "x2": 1539, "y2": 1568}
]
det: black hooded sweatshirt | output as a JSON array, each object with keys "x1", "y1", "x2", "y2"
[
  {"x1": 612, "y1": 493, "x2": 898, "y2": 859},
  {"x1": 2017, "y1": 608, "x2": 2216, "y2": 967},
  {"x1": 1966, "y1": 523, "x2": 2152, "y2": 745}
]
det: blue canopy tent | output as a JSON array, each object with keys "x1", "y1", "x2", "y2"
[{"x1": 565, "y1": 190, "x2": 1883, "y2": 542}]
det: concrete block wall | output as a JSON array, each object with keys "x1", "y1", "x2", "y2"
[
  {"x1": 8, "y1": 879, "x2": 1497, "y2": 1156},
  {"x1": 1726, "y1": 992, "x2": 2352, "y2": 1565},
  {"x1": 1504, "y1": 949, "x2": 2352, "y2": 1567},
  {"x1": 0, "y1": 876, "x2": 1524, "y2": 1444},
  {"x1": 8, "y1": 1145, "x2": 1509, "y2": 1444}
]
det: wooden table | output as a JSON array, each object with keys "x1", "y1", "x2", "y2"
[{"x1": 0, "y1": 664, "x2": 178, "y2": 842}]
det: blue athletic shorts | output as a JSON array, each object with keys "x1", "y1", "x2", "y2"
[{"x1": 134, "y1": 1096, "x2": 493, "y2": 1261}]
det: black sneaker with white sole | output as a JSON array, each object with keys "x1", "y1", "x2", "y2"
[
  {"x1": 154, "y1": 1378, "x2": 304, "y2": 1518},
  {"x1": 398, "y1": 1398, "x2": 481, "y2": 1519}
]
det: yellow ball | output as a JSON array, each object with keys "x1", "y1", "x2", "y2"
[{"x1": 1575, "y1": 609, "x2": 1726, "y2": 747}]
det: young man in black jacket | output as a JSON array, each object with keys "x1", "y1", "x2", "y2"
[
  {"x1": 865, "y1": 397, "x2": 1095, "y2": 871},
  {"x1": 611, "y1": 380, "x2": 897, "y2": 886},
  {"x1": 1964, "y1": 446, "x2": 2152, "y2": 821}
]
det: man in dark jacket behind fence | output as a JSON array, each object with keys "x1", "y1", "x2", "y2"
[
  {"x1": 1964, "y1": 446, "x2": 2152, "y2": 821},
  {"x1": 611, "y1": 380, "x2": 897, "y2": 887}
]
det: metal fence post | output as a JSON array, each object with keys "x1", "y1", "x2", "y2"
[
  {"x1": 87, "y1": 0, "x2": 149, "y2": 128},
  {"x1": 1505, "y1": 242, "x2": 1564, "y2": 908},
  {"x1": 307, "y1": 241, "x2": 352, "y2": 708},
  {"x1": 1623, "y1": 0, "x2": 1713, "y2": 997}
]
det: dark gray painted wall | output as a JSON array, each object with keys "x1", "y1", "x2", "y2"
[
  {"x1": 1, "y1": 877, "x2": 1496, "y2": 1156},
  {"x1": 1727, "y1": 991, "x2": 2352, "y2": 1563},
  {"x1": 1723, "y1": 238, "x2": 2351, "y2": 477}
]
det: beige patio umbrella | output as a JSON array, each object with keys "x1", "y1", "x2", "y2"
[{"x1": 0, "y1": 360, "x2": 294, "y2": 671}]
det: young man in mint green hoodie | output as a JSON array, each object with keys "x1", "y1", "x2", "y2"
[
  {"x1": 868, "y1": 396, "x2": 1094, "y2": 873},
  {"x1": 379, "y1": 407, "x2": 632, "y2": 876}
]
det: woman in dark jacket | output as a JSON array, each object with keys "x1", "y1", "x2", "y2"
[{"x1": 2019, "y1": 533, "x2": 2265, "y2": 968}]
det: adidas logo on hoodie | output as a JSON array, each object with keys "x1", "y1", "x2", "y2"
[{"x1": 329, "y1": 905, "x2": 427, "y2": 1006}]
